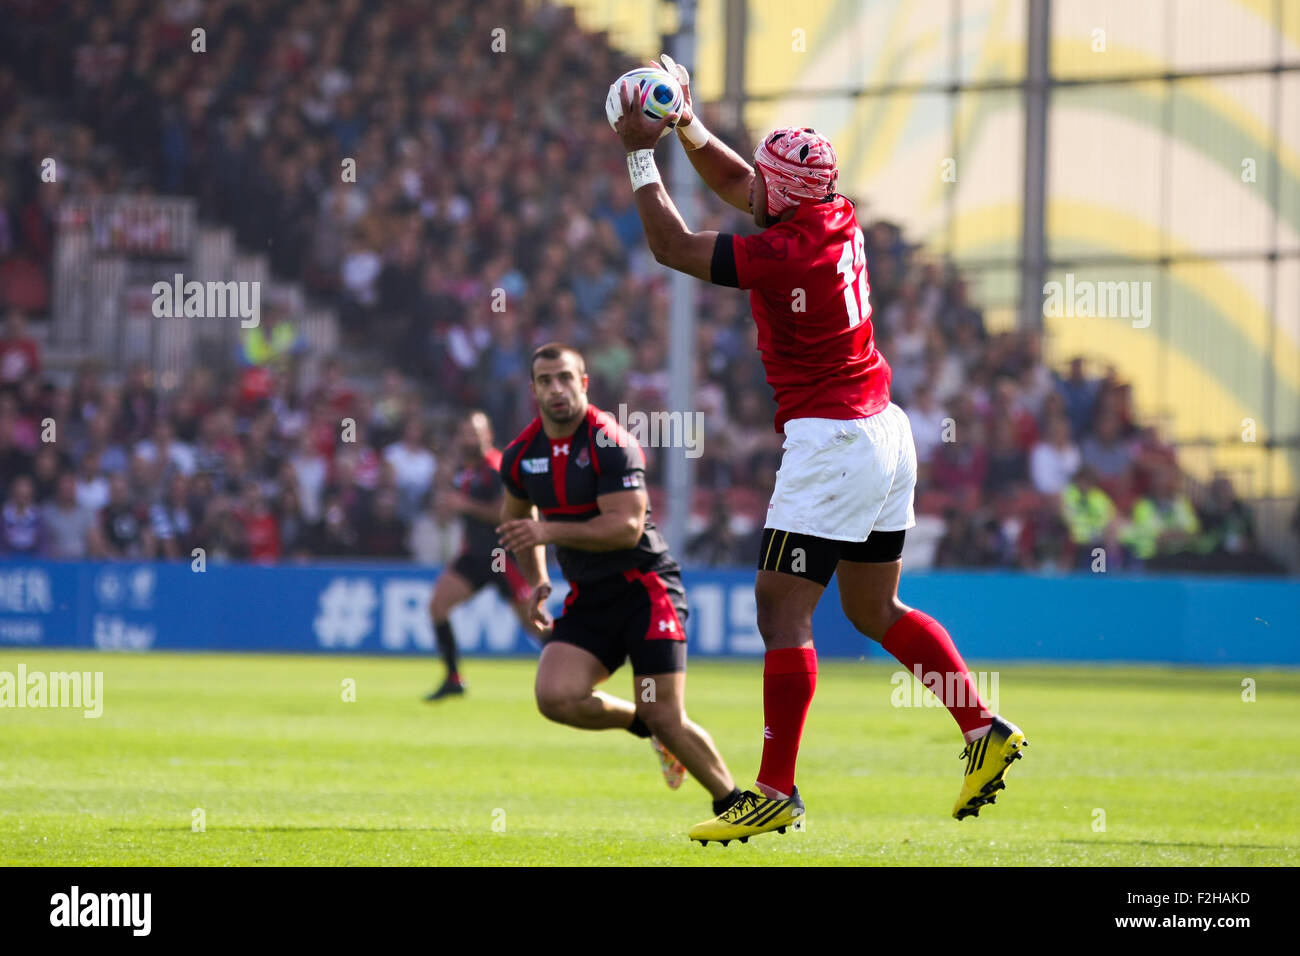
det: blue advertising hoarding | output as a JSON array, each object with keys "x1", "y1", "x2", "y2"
[{"x1": 0, "y1": 559, "x2": 1296, "y2": 665}]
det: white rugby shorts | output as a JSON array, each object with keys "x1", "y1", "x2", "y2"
[{"x1": 764, "y1": 402, "x2": 917, "y2": 541}]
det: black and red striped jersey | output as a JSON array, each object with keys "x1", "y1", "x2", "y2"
[
  {"x1": 452, "y1": 447, "x2": 503, "y2": 557},
  {"x1": 500, "y1": 404, "x2": 677, "y2": 584}
]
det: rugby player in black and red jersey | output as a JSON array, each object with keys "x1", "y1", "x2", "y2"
[
  {"x1": 495, "y1": 344, "x2": 742, "y2": 811},
  {"x1": 424, "y1": 410, "x2": 536, "y2": 702},
  {"x1": 611, "y1": 57, "x2": 1028, "y2": 844}
]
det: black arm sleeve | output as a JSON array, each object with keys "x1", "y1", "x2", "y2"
[
  {"x1": 498, "y1": 442, "x2": 527, "y2": 499},
  {"x1": 710, "y1": 233, "x2": 739, "y2": 288}
]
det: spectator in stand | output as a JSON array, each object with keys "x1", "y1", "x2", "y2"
[
  {"x1": 1081, "y1": 411, "x2": 1133, "y2": 493},
  {"x1": 984, "y1": 417, "x2": 1030, "y2": 495},
  {"x1": 339, "y1": 229, "x2": 382, "y2": 343},
  {"x1": 410, "y1": 482, "x2": 465, "y2": 566},
  {"x1": 135, "y1": 419, "x2": 195, "y2": 478},
  {"x1": 1130, "y1": 424, "x2": 1178, "y2": 497},
  {"x1": 119, "y1": 363, "x2": 157, "y2": 443},
  {"x1": 1030, "y1": 415, "x2": 1081, "y2": 496},
  {"x1": 383, "y1": 417, "x2": 437, "y2": 521},
  {"x1": 938, "y1": 275, "x2": 986, "y2": 341},
  {"x1": 237, "y1": 483, "x2": 281, "y2": 563},
  {"x1": 588, "y1": 304, "x2": 634, "y2": 399},
  {"x1": 626, "y1": 338, "x2": 670, "y2": 412},
  {"x1": 0, "y1": 179, "x2": 17, "y2": 261},
  {"x1": 74, "y1": 450, "x2": 110, "y2": 514},
  {"x1": 444, "y1": 303, "x2": 493, "y2": 404},
  {"x1": 988, "y1": 377, "x2": 1039, "y2": 451},
  {"x1": 931, "y1": 414, "x2": 988, "y2": 505},
  {"x1": 0, "y1": 310, "x2": 40, "y2": 387},
  {"x1": 197, "y1": 495, "x2": 249, "y2": 564},
  {"x1": 934, "y1": 509, "x2": 1006, "y2": 568},
  {"x1": 0, "y1": 391, "x2": 38, "y2": 454},
  {"x1": 276, "y1": 485, "x2": 312, "y2": 561},
  {"x1": 686, "y1": 499, "x2": 744, "y2": 567},
  {"x1": 568, "y1": 250, "x2": 624, "y2": 324},
  {"x1": 1057, "y1": 357, "x2": 1101, "y2": 441},
  {"x1": 240, "y1": 305, "x2": 304, "y2": 371},
  {"x1": 358, "y1": 487, "x2": 410, "y2": 558},
  {"x1": 922, "y1": 336, "x2": 965, "y2": 406},
  {"x1": 0, "y1": 407, "x2": 32, "y2": 501},
  {"x1": 1120, "y1": 464, "x2": 1200, "y2": 568},
  {"x1": 29, "y1": 444, "x2": 63, "y2": 502},
  {"x1": 1108, "y1": 381, "x2": 1140, "y2": 439},
  {"x1": 1, "y1": 474, "x2": 42, "y2": 555},
  {"x1": 368, "y1": 368, "x2": 411, "y2": 449},
  {"x1": 597, "y1": 185, "x2": 647, "y2": 252},
  {"x1": 1195, "y1": 473, "x2": 1281, "y2": 572},
  {"x1": 480, "y1": 309, "x2": 530, "y2": 436},
  {"x1": 1021, "y1": 497, "x2": 1071, "y2": 571},
  {"x1": 93, "y1": 473, "x2": 153, "y2": 559},
  {"x1": 41, "y1": 473, "x2": 96, "y2": 560},
  {"x1": 306, "y1": 492, "x2": 359, "y2": 558},
  {"x1": 1061, "y1": 466, "x2": 1121, "y2": 570},
  {"x1": 288, "y1": 431, "x2": 328, "y2": 522},
  {"x1": 888, "y1": 302, "x2": 929, "y2": 403},
  {"x1": 150, "y1": 472, "x2": 196, "y2": 561},
  {"x1": 125, "y1": 447, "x2": 162, "y2": 508}
]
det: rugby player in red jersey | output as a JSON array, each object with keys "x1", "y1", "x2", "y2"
[
  {"x1": 611, "y1": 58, "x2": 1028, "y2": 844},
  {"x1": 424, "y1": 410, "x2": 536, "y2": 702},
  {"x1": 495, "y1": 344, "x2": 742, "y2": 810}
]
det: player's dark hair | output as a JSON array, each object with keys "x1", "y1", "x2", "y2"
[{"x1": 530, "y1": 343, "x2": 586, "y2": 380}]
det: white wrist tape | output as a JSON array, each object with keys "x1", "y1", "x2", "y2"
[
  {"x1": 627, "y1": 149, "x2": 660, "y2": 190},
  {"x1": 677, "y1": 118, "x2": 710, "y2": 151}
]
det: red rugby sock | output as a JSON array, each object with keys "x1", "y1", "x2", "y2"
[
  {"x1": 755, "y1": 646, "x2": 818, "y2": 797},
  {"x1": 882, "y1": 609, "x2": 992, "y2": 739}
]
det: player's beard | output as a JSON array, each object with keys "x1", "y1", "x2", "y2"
[{"x1": 543, "y1": 396, "x2": 584, "y2": 428}]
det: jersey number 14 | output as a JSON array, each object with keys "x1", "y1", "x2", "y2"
[{"x1": 835, "y1": 227, "x2": 871, "y2": 328}]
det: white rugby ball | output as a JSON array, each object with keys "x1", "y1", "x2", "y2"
[{"x1": 605, "y1": 67, "x2": 684, "y2": 138}]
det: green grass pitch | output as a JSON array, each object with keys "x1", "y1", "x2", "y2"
[{"x1": 2, "y1": 649, "x2": 1297, "y2": 866}]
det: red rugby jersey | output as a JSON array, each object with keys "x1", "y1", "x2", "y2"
[{"x1": 714, "y1": 196, "x2": 892, "y2": 431}]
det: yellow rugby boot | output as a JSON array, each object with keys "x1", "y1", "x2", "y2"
[
  {"x1": 953, "y1": 716, "x2": 1028, "y2": 820},
  {"x1": 689, "y1": 786, "x2": 804, "y2": 846}
]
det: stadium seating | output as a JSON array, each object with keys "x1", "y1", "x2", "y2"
[{"x1": 0, "y1": 0, "x2": 1292, "y2": 572}]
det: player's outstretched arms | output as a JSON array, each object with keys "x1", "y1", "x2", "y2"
[
  {"x1": 652, "y1": 54, "x2": 754, "y2": 214},
  {"x1": 612, "y1": 80, "x2": 726, "y2": 282},
  {"x1": 679, "y1": 133, "x2": 755, "y2": 215},
  {"x1": 636, "y1": 185, "x2": 722, "y2": 281}
]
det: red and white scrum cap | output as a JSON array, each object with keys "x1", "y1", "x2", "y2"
[{"x1": 753, "y1": 127, "x2": 839, "y2": 217}]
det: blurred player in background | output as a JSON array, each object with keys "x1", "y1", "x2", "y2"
[
  {"x1": 424, "y1": 410, "x2": 535, "y2": 702},
  {"x1": 612, "y1": 56, "x2": 1028, "y2": 844},
  {"x1": 496, "y1": 344, "x2": 742, "y2": 813}
]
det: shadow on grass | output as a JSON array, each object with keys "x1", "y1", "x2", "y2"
[
  {"x1": 1056, "y1": 838, "x2": 1292, "y2": 851},
  {"x1": 107, "y1": 826, "x2": 455, "y2": 834}
]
